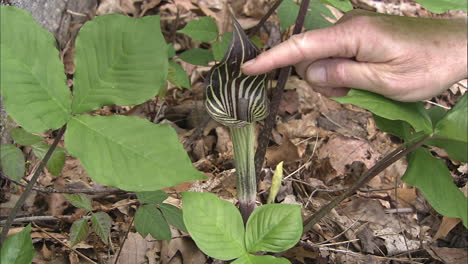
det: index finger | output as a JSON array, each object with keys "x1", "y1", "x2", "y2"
[{"x1": 241, "y1": 25, "x2": 357, "y2": 75}]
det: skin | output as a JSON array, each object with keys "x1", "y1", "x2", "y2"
[{"x1": 241, "y1": 10, "x2": 468, "y2": 102}]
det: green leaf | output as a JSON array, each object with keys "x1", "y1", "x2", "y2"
[
  {"x1": 65, "y1": 115, "x2": 206, "y2": 191},
  {"x1": 159, "y1": 203, "x2": 187, "y2": 232},
  {"x1": 177, "y1": 16, "x2": 218, "y2": 42},
  {"x1": 136, "y1": 190, "x2": 168, "y2": 205},
  {"x1": 167, "y1": 61, "x2": 191, "y2": 89},
  {"x1": 31, "y1": 142, "x2": 66, "y2": 176},
  {"x1": 304, "y1": 0, "x2": 335, "y2": 30},
  {"x1": 64, "y1": 194, "x2": 93, "y2": 211},
  {"x1": 232, "y1": 254, "x2": 291, "y2": 264},
  {"x1": 168, "y1": 43, "x2": 176, "y2": 58},
  {"x1": 0, "y1": 145, "x2": 25, "y2": 181},
  {"x1": 212, "y1": 32, "x2": 233, "y2": 61},
  {"x1": 412, "y1": 0, "x2": 467, "y2": 13},
  {"x1": 267, "y1": 162, "x2": 284, "y2": 204},
  {"x1": 334, "y1": 89, "x2": 433, "y2": 133},
  {"x1": 277, "y1": 0, "x2": 334, "y2": 31},
  {"x1": 425, "y1": 138, "x2": 467, "y2": 163},
  {"x1": 403, "y1": 148, "x2": 468, "y2": 226},
  {"x1": 320, "y1": 0, "x2": 353, "y2": 12},
  {"x1": 91, "y1": 212, "x2": 112, "y2": 244},
  {"x1": 434, "y1": 93, "x2": 467, "y2": 143},
  {"x1": 134, "y1": 205, "x2": 172, "y2": 241},
  {"x1": 10, "y1": 127, "x2": 44, "y2": 146},
  {"x1": 0, "y1": 224, "x2": 34, "y2": 264},
  {"x1": 426, "y1": 106, "x2": 447, "y2": 129},
  {"x1": 179, "y1": 48, "x2": 214, "y2": 66},
  {"x1": 373, "y1": 114, "x2": 413, "y2": 140},
  {"x1": 0, "y1": 6, "x2": 71, "y2": 133},
  {"x1": 277, "y1": 0, "x2": 300, "y2": 31},
  {"x1": 182, "y1": 192, "x2": 246, "y2": 260},
  {"x1": 70, "y1": 218, "x2": 90, "y2": 247},
  {"x1": 245, "y1": 204, "x2": 302, "y2": 253},
  {"x1": 72, "y1": 14, "x2": 168, "y2": 114}
]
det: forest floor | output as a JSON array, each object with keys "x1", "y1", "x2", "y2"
[{"x1": 0, "y1": 0, "x2": 467, "y2": 263}]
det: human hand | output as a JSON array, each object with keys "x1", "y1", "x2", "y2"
[{"x1": 241, "y1": 10, "x2": 467, "y2": 102}]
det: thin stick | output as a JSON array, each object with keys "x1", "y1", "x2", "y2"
[
  {"x1": 0, "y1": 215, "x2": 91, "y2": 225},
  {"x1": 0, "y1": 126, "x2": 66, "y2": 246},
  {"x1": 248, "y1": 0, "x2": 284, "y2": 36},
  {"x1": 255, "y1": 0, "x2": 310, "y2": 176},
  {"x1": 0, "y1": 173, "x2": 122, "y2": 194},
  {"x1": 32, "y1": 223, "x2": 97, "y2": 264},
  {"x1": 113, "y1": 214, "x2": 135, "y2": 264},
  {"x1": 302, "y1": 135, "x2": 431, "y2": 234}
]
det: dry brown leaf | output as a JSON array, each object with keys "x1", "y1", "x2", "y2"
[
  {"x1": 215, "y1": 126, "x2": 233, "y2": 154},
  {"x1": 433, "y1": 216, "x2": 462, "y2": 240},
  {"x1": 426, "y1": 245, "x2": 468, "y2": 264},
  {"x1": 160, "y1": 237, "x2": 206, "y2": 264},
  {"x1": 96, "y1": 0, "x2": 124, "y2": 15},
  {"x1": 316, "y1": 135, "x2": 379, "y2": 183},
  {"x1": 265, "y1": 137, "x2": 300, "y2": 167},
  {"x1": 113, "y1": 233, "x2": 157, "y2": 264},
  {"x1": 41, "y1": 242, "x2": 53, "y2": 260},
  {"x1": 277, "y1": 113, "x2": 330, "y2": 139},
  {"x1": 68, "y1": 252, "x2": 80, "y2": 264},
  {"x1": 279, "y1": 90, "x2": 299, "y2": 115},
  {"x1": 390, "y1": 188, "x2": 418, "y2": 208},
  {"x1": 284, "y1": 245, "x2": 318, "y2": 264},
  {"x1": 120, "y1": 0, "x2": 139, "y2": 15}
]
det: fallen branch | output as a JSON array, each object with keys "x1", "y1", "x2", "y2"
[
  {"x1": 255, "y1": 0, "x2": 310, "y2": 176},
  {"x1": 302, "y1": 135, "x2": 431, "y2": 234},
  {"x1": 0, "y1": 126, "x2": 66, "y2": 246},
  {"x1": 1, "y1": 173, "x2": 123, "y2": 194}
]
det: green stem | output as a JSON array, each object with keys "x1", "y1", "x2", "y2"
[{"x1": 230, "y1": 123, "x2": 256, "y2": 223}]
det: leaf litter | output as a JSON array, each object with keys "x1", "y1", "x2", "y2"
[{"x1": 1, "y1": 0, "x2": 466, "y2": 263}]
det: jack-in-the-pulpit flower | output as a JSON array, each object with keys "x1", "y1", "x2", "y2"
[
  {"x1": 204, "y1": 18, "x2": 269, "y2": 127},
  {"x1": 204, "y1": 17, "x2": 269, "y2": 222}
]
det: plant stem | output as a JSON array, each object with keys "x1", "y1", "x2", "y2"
[
  {"x1": 248, "y1": 0, "x2": 284, "y2": 36},
  {"x1": 302, "y1": 135, "x2": 431, "y2": 234},
  {"x1": 0, "y1": 125, "x2": 66, "y2": 246},
  {"x1": 230, "y1": 123, "x2": 257, "y2": 223},
  {"x1": 255, "y1": 0, "x2": 310, "y2": 177}
]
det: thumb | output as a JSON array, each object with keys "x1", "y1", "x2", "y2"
[{"x1": 303, "y1": 58, "x2": 384, "y2": 95}]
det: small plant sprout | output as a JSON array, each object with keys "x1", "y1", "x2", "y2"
[{"x1": 204, "y1": 17, "x2": 269, "y2": 221}]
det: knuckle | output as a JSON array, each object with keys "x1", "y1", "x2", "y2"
[
  {"x1": 288, "y1": 34, "x2": 308, "y2": 59},
  {"x1": 326, "y1": 62, "x2": 348, "y2": 86}
]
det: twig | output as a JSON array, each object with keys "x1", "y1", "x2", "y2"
[
  {"x1": 113, "y1": 214, "x2": 136, "y2": 264},
  {"x1": 32, "y1": 223, "x2": 98, "y2": 264},
  {"x1": 255, "y1": 0, "x2": 310, "y2": 176},
  {"x1": 248, "y1": 0, "x2": 284, "y2": 36},
  {"x1": 302, "y1": 135, "x2": 431, "y2": 234},
  {"x1": 0, "y1": 173, "x2": 122, "y2": 194},
  {"x1": 394, "y1": 176, "x2": 413, "y2": 259},
  {"x1": 0, "y1": 215, "x2": 91, "y2": 225},
  {"x1": 0, "y1": 126, "x2": 66, "y2": 246},
  {"x1": 385, "y1": 208, "x2": 414, "y2": 214}
]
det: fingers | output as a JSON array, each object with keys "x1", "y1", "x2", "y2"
[
  {"x1": 300, "y1": 58, "x2": 385, "y2": 96},
  {"x1": 241, "y1": 25, "x2": 358, "y2": 75}
]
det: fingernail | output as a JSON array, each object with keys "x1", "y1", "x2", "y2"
[
  {"x1": 242, "y1": 59, "x2": 256, "y2": 69},
  {"x1": 306, "y1": 65, "x2": 327, "y2": 84}
]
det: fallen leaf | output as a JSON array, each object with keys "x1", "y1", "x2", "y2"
[
  {"x1": 284, "y1": 245, "x2": 318, "y2": 264},
  {"x1": 434, "y1": 216, "x2": 461, "y2": 240},
  {"x1": 316, "y1": 135, "x2": 379, "y2": 183},
  {"x1": 113, "y1": 233, "x2": 157, "y2": 264},
  {"x1": 96, "y1": 0, "x2": 124, "y2": 15},
  {"x1": 265, "y1": 136, "x2": 300, "y2": 167},
  {"x1": 426, "y1": 245, "x2": 468, "y2": 264},
  {"x1": 160, "y1": 237, "x2": 206, "y2": 264}
]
